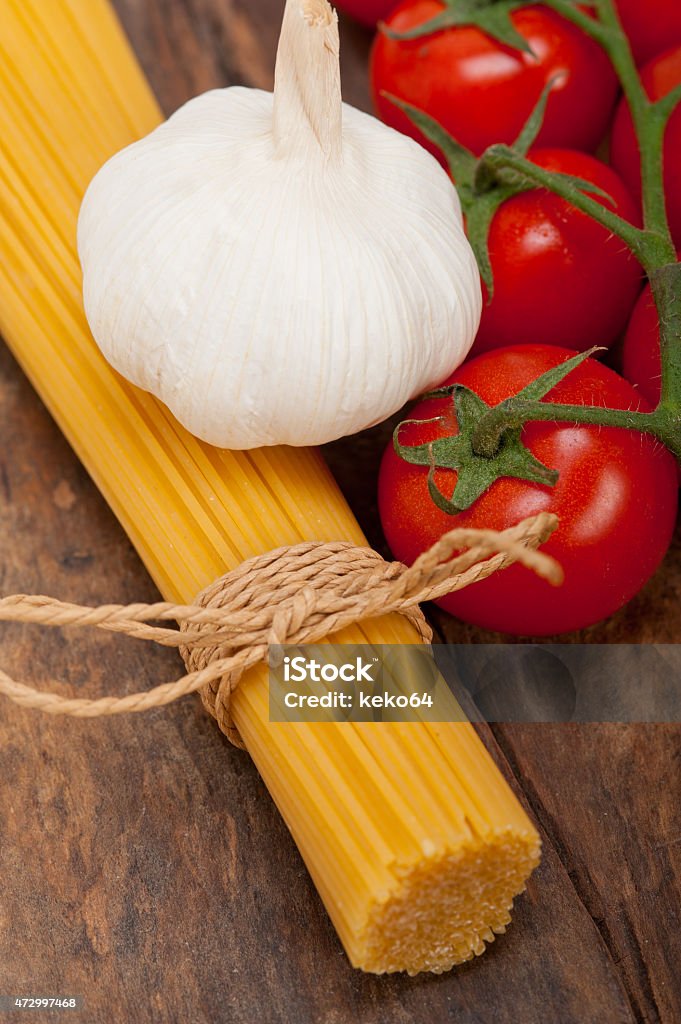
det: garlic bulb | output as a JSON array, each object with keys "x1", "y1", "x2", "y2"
[{"x1": 78, "y1": 0, "x2": 481, "y2": 450}]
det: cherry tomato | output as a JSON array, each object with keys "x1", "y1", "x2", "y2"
[
  {"x1": 620, "y1": 283, "x2": 661, "y2": 406},
  {"x1": 333, "y1": 1, "x2": 396, "y2": 26},
  {"x1": 610, "y1": 45, "x2": 681, "y2": 248},
  {"x1": 378, "y1": 345, "x2": 678, "y2": 635},
  {"x1": 473, "y1": 149, "x2": 642, "y2": 354},
  {"x1": 614, "y1": 0, "x2": 681, "y2": 66},
  {"x1": 370, "y1": 2, "x2": 619, "y2": 159}
]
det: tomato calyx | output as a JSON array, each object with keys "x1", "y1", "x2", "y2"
[
  {"x1": 394, "y1": 350, "x2": 596, "y2": 513},
  {"x1": 387, "y1": 81, "x2": 611, "y2": 296},
  {"x1": 380, "y1": 0, "x2": 534, "y2": 52},
  {"x1": 394, "y1": 386, "x2": 557, "y2": 514}
]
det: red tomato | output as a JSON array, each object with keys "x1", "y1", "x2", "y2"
[
  {"x1": 610, "y1": 45, "x2": 681, "y2": 247},
  {"x1": 378, "y1": 345, "x2": 678, "y2": 635},
  {"x1": 620, "y1": 283, "x2": 661, "y2": 405},
  {"x1": 614, "y1": 0, "x2": 681, "y2": 65},
  {"x1": 473, "y1": 149, "x2": 642, "y2": 354},
  {"x1": 370, "y1": 2, "x2": 619, "y2": 158},
  {"x1": 333, "y1": 1, "x2": 396, "y2": 26}
]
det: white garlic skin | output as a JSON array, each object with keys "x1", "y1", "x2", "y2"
[{"x1": 78, "y1": 88, "x2": 481, "y2": 449}]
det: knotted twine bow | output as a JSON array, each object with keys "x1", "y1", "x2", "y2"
[{"x1": 0, "y1": 512, "x2": 561, "y2": 748}]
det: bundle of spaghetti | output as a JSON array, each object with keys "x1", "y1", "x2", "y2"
[{"x1": 0, "y1": 0, "x2": 540, "y2": 974}]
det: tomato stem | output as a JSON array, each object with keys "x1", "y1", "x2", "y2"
[
  {"x1": 541, "y1": 0, "x2": 676, "y2": 252},
  {"x1": 588, "y1": 0, "x2": 673, "y2": 246},
  {"x1": 538, "y1": 0, "x2": 609, "y2": 45},
  {"x1": 652, "y1": 263, "x2": 681, "y2": 413},
  {"x1": 471, "y1": 402, "x2": 681, "y2": 460},
  {"x1": 480, "y1": 144, "x2": 652, "y2": 266}
]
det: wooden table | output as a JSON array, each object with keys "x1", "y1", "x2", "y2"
[{"x1": 1, "y1": 2, "x2": 680, "y2": 1021}]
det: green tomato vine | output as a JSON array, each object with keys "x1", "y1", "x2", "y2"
[{"x1": 389, "y1": 0, "x2": 681, "y2": 510}]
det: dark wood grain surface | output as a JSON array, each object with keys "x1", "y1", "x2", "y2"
[{"x1": 1, "y1": 2, "x2": 680, "y2": 1022}]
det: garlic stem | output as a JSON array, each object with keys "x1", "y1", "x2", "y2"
[{"x1": 272, "y1": 0, "x2": 342, "y2": 162}]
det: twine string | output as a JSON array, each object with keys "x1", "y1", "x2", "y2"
[{"x1": 0, "y1": 512, "x2": 561, "y2": 748}]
